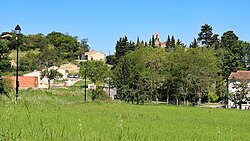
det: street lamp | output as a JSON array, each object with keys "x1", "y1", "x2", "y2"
[
  {"x1": 15, "y1": 25, "x2": 21, "y2": 101},
  {"x1": 81, "y1": 38, "x2": 88, "y2": 102},
  {"x1": 84, "y1": 57, "x2": 87, "y2": 102}
]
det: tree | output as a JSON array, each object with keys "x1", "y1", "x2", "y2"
[
  {"x1": 198, "y1": 24, "x2": 213, "y2": 48},
  {"x1": 171, "y1": 36, "x2": 176, "y2": 48},
  {"x1": 24, "y1": 33, "x2": 47, "y2": 50},
  {"x1": 40, "y1": 69, "x2": 63, "y2": 89},
  {"x1": 46, "y1": 31, "x2": 80, "y2": 61},
  {"x1": 79, "y1": 61, "x2": 109, "y2": 84},
  {"x1": 19, "y1": 52, "x2": 37, "y2": 71},
  {"x1": 211, "y1": 34, "x2": 220, "y2": 49},
  {"x1": 0, "y1": 40, "x2": 11, "y2": 76},
  {"x1": 241, "y1": 41, "x2": 250, "y2": 70},
  {"x1": 172, "y1": 47, "x2": 218, "y2": 104},
  {"x1": 229, "y1": 80, "x2": 250, "y2": 109},
  {"x1": 106, "y1": 55, "x2": 116, "y2": 66},
  {"x1": 113, "y1": 47, "x2": 171, "y2": 104},
  {"x1": 151, "y1": 35, "x2": 155, "y2": 48},
  {"x1": 189, "y1": 38, "x2": 198, "y2": 48},
  {"x1": 36, "y1": 46, "x2": 60, "y2": 70},
  {"x1": 221, "y1": 31, "x2": 243, "y2": 80},
  {"x1": 166, "y1": 35, "x2": 171, "y2": 49},
  {"x1": 221, "y1": 31, "x2": 239, "y2": 49},
  {"x1": 114, "y1": 36, "x2": 136, "y2": 64}
]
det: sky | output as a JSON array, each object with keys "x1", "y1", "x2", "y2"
[{"x1": 1, "y1": 0, "x2": 250, "y2": 54}]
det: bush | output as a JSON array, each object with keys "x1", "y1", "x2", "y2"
[
  {"x1": 208, "y1": 92, "x2": 219, "y2": 102},
  {"x1": 0, "y1": 77, "x2": 13, "y2": 96},
  {"x1": 91, "y1": 88, "x2": 111, "y2": 101}
]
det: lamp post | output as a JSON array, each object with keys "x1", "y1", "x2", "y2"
[
  {"x1": 84, "y1": 58, "x2": 87, "y2": 102},
  {"x1": 15, "y1": 25, "x2": 21, "y2": 101},
  {"x1": 81, "y1": 38, "x2": 88, "y2": 102}
]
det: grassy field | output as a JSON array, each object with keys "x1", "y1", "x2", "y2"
[{"x1": 0, "y1": 89, "x2": 250, "y2": 141}]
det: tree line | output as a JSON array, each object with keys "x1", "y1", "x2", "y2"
[
  {"x1": 109, "y1": 24, "x2": 250, "y2": 104},
  {"x1": 0, "y1": 31, "x2": 89, "y2": 73}
]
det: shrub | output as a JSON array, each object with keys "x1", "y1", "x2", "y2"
[
  {"x1": 91, "y1": 88, "x2": 111, "y2": 101},
  {"x1": 208, "y1": 92, "x2": 219, "y2": 102},
  {"x1": 0, "y1": 77, "x2": 13, "y2": 96}
]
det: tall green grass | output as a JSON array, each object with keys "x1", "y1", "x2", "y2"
[{"x1": 1, "y1": 89, "x2": 250, "y2": 140}]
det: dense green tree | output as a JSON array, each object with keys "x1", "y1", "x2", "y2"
[
  {"x1": 19, "y1": 52, "x2": 37, "y2": 71},
  {"x1": 79, "y1": 61, "x2": 109, "y2": 84},
  {"x1": 197, "y1": 24, "x2": 213, "y2": 48},
  {"x1": 46, "y1": 32, "x2": 80, "y2": 61},
  {"x1": 189, "y1": 38, "x2": 198, "y2": 48},
  {"x1": 24, "y1": 33, "x2": 47, "y2": 50},
  {"x1": 211, "y1": 34, "x2": 220, "y2": 49},
  {"x1": 113, "y1": 47, "x2": 171, "y2": 104},
  {"x1": 114, "y1": 36, "x2": 136, "y2": 64},
  {"x1": 0, "y1": 40, "x2": 11, "y2": 76},
  {"x1": 151, "y1": 35, "x2": 155, "y2": 48},
  {"x1": 171, "y1": 36, "x2": 176, "y2": 48},
  {"x1": 36, "y1": 46, "x2": 60, "y2": 70},
  {"x1": 241, "y1": 41, "x2": 250, "y2": 69},
  {"x1": 106, "y1": 55, "x2": 116, "y2": 66},
  {"x1": 221, "y1": 31, "x2": 239, "y2": 49},
  {"x1": 221, "y1": 31, "x2": 243, "y2": 80}
]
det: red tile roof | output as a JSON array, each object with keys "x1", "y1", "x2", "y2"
[{"x1": 228, "y1": 71, "x2": 250, "y2": 80}]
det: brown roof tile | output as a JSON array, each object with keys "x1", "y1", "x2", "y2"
[{"x1": 228, "y1": 71, "x2": 250, "y2": 80}]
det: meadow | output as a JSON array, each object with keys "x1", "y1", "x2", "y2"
[{"x1": 0, "y1": 88, "x2": 250, "y2": 141}]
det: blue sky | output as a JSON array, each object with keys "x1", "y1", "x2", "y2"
[{"x1": 1, "y1": 0, "x2": 250, "y2": 54}]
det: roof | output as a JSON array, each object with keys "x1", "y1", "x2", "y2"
[
  {"x1": 228, "y1": 71, "x2": 250, "y2": 80},
  {"x1": 23, "y1": 70, "x2": 41, "y2": 77},
  {"x1": 85, "y1": 50, "x2": 106, "y2": 56}
]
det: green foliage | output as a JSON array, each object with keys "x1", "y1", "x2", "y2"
[
  {"x1": 189, "y1": 38, "x2": 198, "y2": 48},
  {"x1": 114, "y1": 36, "x2": 136, "y2": 63},
  {"x1": 19, "y1": 51, "x2": 37, "y2": 71},
  {"x1": 0, "y1": 40, "x2": 11, "y2": 76},
  {"x1": 114, "y1": 47, "x2": 171, "y2": 104},
  {"x1": 0, "y1": 77, "x2": 13, "y2": 95},
  {"x1": 80, "y1": 61, "x2": 109, "y2": 84},
  {"x1": 197, "y1": 24, "x2": 213, "y2": 48},
  {"x1": 114, "y1": 46, "x2": 218, "y2": 104},
  {"x1": 36, "y1": 46, "x2": 60, "y2": 70},
  {"x1": 208, "y1": 92, "x2": 219, "y2": 102},
  {"x1": 106, "y1": 54, "x2": 116, "y2": 65},
  {"x1": 91, "y1": 88, "x2": 111, "y2": 101}
]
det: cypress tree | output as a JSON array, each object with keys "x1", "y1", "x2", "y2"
[{"x1": 171, "y1": 36, "x2": 176, "y2": 48}]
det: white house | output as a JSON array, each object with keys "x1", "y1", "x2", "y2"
[{"x1": 228, "y1": 71, "x2": 250, "y2": 109}]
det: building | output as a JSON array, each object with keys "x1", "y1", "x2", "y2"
[
  {"x1": 23, "y1": 70, "x2": 48, "y2": 88},
  {"x1": 153, "y1": 32, "x2": 167, "y2": 47},
  {"x1": 6, "y1": 76, "x2": 38, "y2": 88},
  {"x1": 1, "y1": 34, "x2": 12, "y2": 40},
  {"x1": 59, "y1": 63, "x2": 80, "y2": 74},
  {"x1": 228, "y1": 71, "x2": 250, "y2": 109},
  {"x1": 77, "y1": 50, "x2": 106, "y2": 62}
]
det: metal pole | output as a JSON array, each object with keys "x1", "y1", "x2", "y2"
[
  {"x1": 84, "y1": 61, "x2": 87, "y2": 102},
  {"x1": 108, "y1": 78, "x2": 110, "y2": 97},
  {"x1": 16, "y1": 36, "x2": 19, "y2": 101}
]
